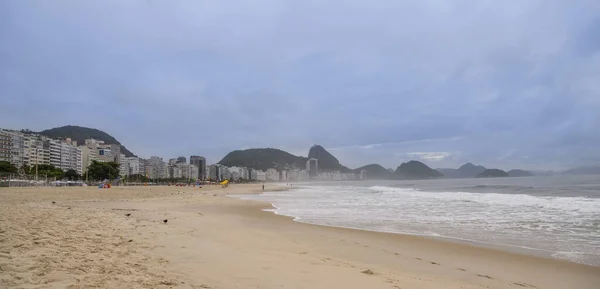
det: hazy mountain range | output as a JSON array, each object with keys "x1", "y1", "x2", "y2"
[{"x1": 22, "y1": 126, "x2": 600, "y2": 179}]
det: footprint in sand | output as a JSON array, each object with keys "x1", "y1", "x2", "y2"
[{"x1": 477, "y1": 274, "x2": 493, "y2": 279}]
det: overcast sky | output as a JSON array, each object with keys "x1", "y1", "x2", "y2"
[{"x1": 1, "y1": 0, "x2": 599, "y2": 170}]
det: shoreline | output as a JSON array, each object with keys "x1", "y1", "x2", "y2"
[
  {"x1": 255, "y1": 200, "x2": 595, "y2": 266},
  {"x1": 241, "y1": 184, "x2": 600, "y2": 267},
  {"x1": 2, "y1": 184, "x2": 599, "y2": 289},
  {"x1": 238, "y1": 189, "x2": 599, "y2": 269}
]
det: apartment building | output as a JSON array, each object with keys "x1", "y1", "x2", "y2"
[
  {"x1": 0, "y1": 130, "x2": 12, "y2": 163},
  {"x1": 266, "y1": 168, "x2": 279, "y2": 181},
  {"x1": 189, "y1": 155, "x2": 206, "y2": 179}
]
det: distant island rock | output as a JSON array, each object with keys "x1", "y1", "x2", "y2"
[
  {"x1": 353, "y1": 164, "x2": 393, "y2": 179},
  {"x1": 438, "y1": 162, "x2": 487, "y2": 178},
  {"x1": 38, "y1": 125, "x2": 137, "y2": 157},
  {"x1": 308, "y1": 145, "x2": 350, "y2": 172},
  {"x1": 476, "y1": 169, "x2": 509, "y2": 178},
  {"x1": 395, "y1": 161, "x2": 443, "y2": 180},
  {"x1": 507, "y1": 169, "x2": 534, "y2": 177},
  {"x1": 218, "y1": 148, "x2": 307, "y2": 171}
]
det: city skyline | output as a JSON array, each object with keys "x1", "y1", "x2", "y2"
[{"x1": 1, "y1": 1, "x2": 599, "y2": 170}]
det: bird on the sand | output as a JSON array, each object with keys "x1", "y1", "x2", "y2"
[
  {"x1": 163, "y1": 219, "x2": 168, "y2": 224},
  {"x1": 125, "y1": 213, "x2": 131, "y2": 217},
  {"x1": 52, "y1": 201, "x2": 56, "y2": 204}
]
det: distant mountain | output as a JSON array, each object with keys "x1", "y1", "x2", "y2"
[
  {"x1": 308, "y1": 145, "x2": 350, "y2": 172},
  {"x1": 218, "y1": 148, "x2": 307, "y2": 171},
  {"x1": 353, "y1": 164, "x2": 393, "y2": 179},
  {"x1": 38, "y1": 125, "x2": 136, "y2": 157},
  {"x1": 395, "y1": 161, "x2": 443, "y2": 180},
  {"x1": 438, "y1": 162, "x2": 487, "y2": 178},
  {"x1": 563, "y1": 166, "x2": 600, "y2": 175},
  {"x1": 476, "y1": 169, "x2": 509, "y2": 178},
  {"x1": 507, "y1": 169, "x2": 534, "y2": 177}
]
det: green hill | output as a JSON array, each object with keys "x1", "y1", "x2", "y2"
[
  {"x1": 395, "y1": 161, "x2": 443, "y2": 179},
  {"x1": 218, "y1": 148, "x2": 307, "y2": 171},
  {"x1": 353, "y1": 164, "x2": 393, "y2": 179},
  {"x1": 307, "y1": 145, "x2": 350, "y2": 172},
  {"x1": 38, "y1": 125, "x2": 136, "y2": 157},
  {"x1": 476, "y1": 169, "x2": 509, "y2": 178}
]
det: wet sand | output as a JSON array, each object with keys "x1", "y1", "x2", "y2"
[{"x1": 1, "y1": 184, "x2": 599, "y2": 289}]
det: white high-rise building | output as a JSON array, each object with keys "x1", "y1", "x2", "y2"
[
  {"x1": 59, "y1": 142, "x2": 82, "y2": 174},
  {"x1": 49, "y1": 139, "x2": 62, "y2": 168},
  {"x1": 79, "y1": 145, "x2": 97, "y2": 173},
  {"x1": 126, "y1": 157, "x2": 141, "y2": 175},
  {"x1": 0, "y1": 129, "x2": 25, "y2": 167},
  {"x1": 178, "y1": 163, "x2": 198, "y2": 180},
  {"x1": 266, "y1": 168, "x2": 279, "y2": 181},
  {"x1": 23, "y1": 135, "x2": 49, "y2": 167}
]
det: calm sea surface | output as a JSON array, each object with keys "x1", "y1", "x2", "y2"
[{"x1": 236, "y1": 175, "x2": 600, "y2": 266}]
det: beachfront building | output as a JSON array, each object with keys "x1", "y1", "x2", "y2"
[
  {"x1": 79, "y1": 144, "x2": 97, "y2": 173},
  {"x1": 0, "y1": 129, "x2": 25, "y2": 167},
  {"x1": 189, "y1": 155, "x2": 206, "y2": 179},
  {"x1": 0, "y1": 130, "x2": 11, "y2": 163},
  {"x1": 207, "y1": 165, "x2": 218, "y2": 181},
  {"x1": 48, "y1": 139, "x2": 61, "y2": 168},
  {"x1": 126, "y1": 157, "x2": 141, "y2": 175},
  {"x1": 146, "y1": 156, "x2": 167, "y2": 179},
  {"x1": 178, "y1": 163, "x2": 198, "y2": 180},
  {"x1": 250, "y1": 169, "x2": 267, "y2": 181},
  {"x1": 280, "y1": 170, "x2": 287, "y2": 181},
  {"x1": 119, "y1": 154, "x2": 129, "y2": 176},
  {"x1": 228, "y1": 166, "x2": 250, "y2": 181},
  {"x1": 23, "y1": 135, "x2": 50, "y2": 167},
  {"x1": 168, "y1": 158, "x2": 177, "y2": 165},
  {"x1": 59, "y1": 141, "x2": 82, "y2": 174},
  {"x1": 306, "y1": 158, "x2": 318, "y2": 178},
  {"x1": 255, "y1": 170, "x2": 266, "y2": 181},
  {"x1": 168, "y1": 165, "x2": 182, "y2": 179},
  {"x1": 266, "y1": 168, "x2": 279, "y2": 181},
  {"x1": 176, "y1": 156, "x2": 186, "y2": 164},
  {"x1": 286, "y1": 169, "x2": 309, "y2": 181}
]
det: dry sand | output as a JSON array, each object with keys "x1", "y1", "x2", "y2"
[{"x1": 1, "y1": 184, "x2": 599, "y2": 289}]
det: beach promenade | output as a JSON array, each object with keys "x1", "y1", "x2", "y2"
[{"x1": 1, "y1": 184, "x2": 599, "y2": 289}]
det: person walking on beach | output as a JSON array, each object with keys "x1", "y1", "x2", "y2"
[{"x1": 262, "y1": 184, "x2": 264, "y2": 191}]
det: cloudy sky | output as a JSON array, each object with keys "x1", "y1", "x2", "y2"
[{"x1": 1, "y1": 0, "x2": 599, "y2": 170}]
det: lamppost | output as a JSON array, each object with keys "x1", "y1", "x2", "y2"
[{"x1": 35, "y1": 140, "x2": 41, "y2": 183}]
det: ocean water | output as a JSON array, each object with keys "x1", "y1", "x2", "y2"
[{"x1": 237, "y1": 176, "x2": 600, "y2": 266}]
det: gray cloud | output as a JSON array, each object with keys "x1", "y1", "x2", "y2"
[{"x1": 1, "y1": 0, "x2": 599, "y2": 169}]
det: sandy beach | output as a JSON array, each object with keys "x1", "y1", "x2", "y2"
[{"x1": 1, "y1": 184, "x2": 599, "y2": 289}]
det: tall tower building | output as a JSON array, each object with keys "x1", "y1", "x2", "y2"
[
  {"x1": 306, "y1": 158, "x2": 318, "y2": 178},
  {"x1": 190, "y1": 155, "x2": 206, "y2": 179}
]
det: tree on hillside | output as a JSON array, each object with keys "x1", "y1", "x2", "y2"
[
  {"x1": 87, "y1": 161, "x2": 120, "y2": 181},
  {"x1": 64, "y1": 169, "x2": 81, "y2": 181},
  {"x1": 0, "y1": 161, "x2": 17, "y2": 173}
]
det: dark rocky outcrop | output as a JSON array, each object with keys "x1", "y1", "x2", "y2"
[
  {"x1": 507, "y1": 169, "x2": 534, "y2": 177},
  {"x1": 395, "y1": 161, "x2": 443, "y2": 180},
  {"x1": 307, "y1": 145, "x2": 350, "y2": 172},
  {"x1": 218, "y1": 148, "x2": 307, "y2": 171},
  {"x1": 438, "y1": 162, "x2": 487, "y2": 178},
  {"x1": 476, "y1": 169, "x2": 509, "y2": 178},
  {"x1": 353, "y1": 164, "x2": 393, "y2": 179}
]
